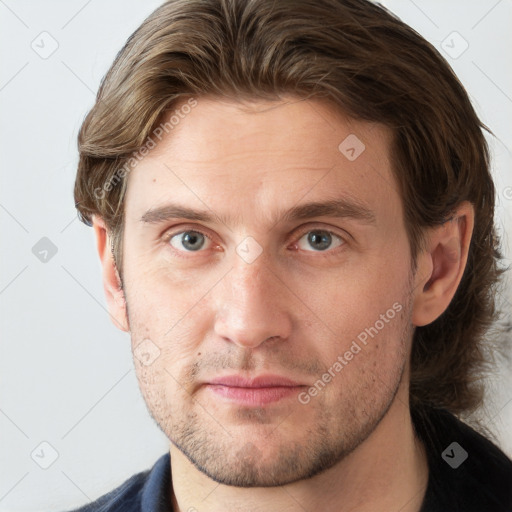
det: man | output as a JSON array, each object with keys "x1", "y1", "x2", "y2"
[{"x1": 68, "y1": 0, "x2": 512, "y2": 510}]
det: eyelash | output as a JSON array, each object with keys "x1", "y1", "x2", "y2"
[{"x1": 162, "y1": 225, "x2": 347, "y2": 259}]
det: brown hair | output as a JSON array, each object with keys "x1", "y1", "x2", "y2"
[{"x1": 74, "y1": 0, "x2": 504, "y2": 418}]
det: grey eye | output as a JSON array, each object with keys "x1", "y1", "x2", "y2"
[
  {"x1": 297, "y1": 230, "x2": 343, "y2": 252},
  {"x1": 170, "y1": 231, "x2": 208, "y2": 252}
]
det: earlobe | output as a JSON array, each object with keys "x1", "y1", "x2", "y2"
[
  {"x1": 412, "y1": 202, "x2": 474, "y2": 327},
  {"x1": 92, "y1": 216, "x2": 129, "y2": 332}
]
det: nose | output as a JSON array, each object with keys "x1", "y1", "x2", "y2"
[{"x1": 213, "y1": 254, "x2": 292, "y2": 349}]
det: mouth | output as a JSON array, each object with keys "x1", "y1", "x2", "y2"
[{"x1": 204, "y1": 375, "x2": 308, "y2": 406}]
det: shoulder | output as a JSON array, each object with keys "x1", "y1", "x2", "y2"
[
  {"x1": 413, "y1": 405, "x2": 512, "y2": 512},
  {"x1": 60, "y1": 453, "x2": 171, "y2": 512},
  {"x1": 65, "y1": 472, "x2": 147, "y2": 512}
]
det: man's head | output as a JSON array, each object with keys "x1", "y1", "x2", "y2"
[{"x1": 75, "y1": 0, "x2": 502, "y2": 487}]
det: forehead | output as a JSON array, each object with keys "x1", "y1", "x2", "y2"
[
  {"x1": 124, "y1": 96, "x2": 401, "y2": 226},
  {"x1": 149, "y1": 96, "x2": 389, "y2": 165}
]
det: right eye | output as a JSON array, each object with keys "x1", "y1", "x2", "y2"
[{"x1": 168, "y1": 230, "x2": 213, "y2": 253}]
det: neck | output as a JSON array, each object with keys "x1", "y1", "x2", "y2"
[{"x1": 169, "y1": 386, "x2": 429, "y2": 512}]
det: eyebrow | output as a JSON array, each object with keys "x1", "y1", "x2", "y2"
[{"x1": 140, "y1": 198, "x2": 376, "y2": 227}]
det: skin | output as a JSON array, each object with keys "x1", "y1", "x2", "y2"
[{"x1": 93, "y1": 96, "x2": 474, "y2": 512}]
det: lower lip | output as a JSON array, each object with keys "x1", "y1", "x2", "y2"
[{"x1": 206, "y1": 384, "x2": 304, "y2": 406}]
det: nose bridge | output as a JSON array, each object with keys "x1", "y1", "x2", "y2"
[
  {"x1": 213, "y1": 253, "x2": 291, "y2": 348},
  {"x1": 231, "y1": 253, "x2": 268, "y2": 297}
]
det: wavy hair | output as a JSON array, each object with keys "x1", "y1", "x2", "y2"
[{"x1": 74, "y1": 0, "x2": 505, "y2": 418}]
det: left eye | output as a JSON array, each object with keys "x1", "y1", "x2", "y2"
[
  {"x1": 296, "y1": 230, "x2": 344, "y2": 252},
  {"x1": 169, "y1": 231, "x2": 212, "y2": 252}
]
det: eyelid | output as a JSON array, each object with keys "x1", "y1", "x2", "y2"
[
  {"x1": 162, "y1": 225, "x2": 217, "y2": 253},
  {"x1": 291, "y1": 225, "x2": 347, "y2": 254},
  {"x1": 291, "y1": 223, "x2": 349, "y2": 243},
  {"x1": 162, "y1": 222, "x2": 349, "y2": 255}
]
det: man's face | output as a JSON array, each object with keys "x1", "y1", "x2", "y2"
[{"x1": 121, "y1": 96, "x2": 416, "y2": 486}]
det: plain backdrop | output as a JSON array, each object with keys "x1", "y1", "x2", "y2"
[{"x1": 0, "y1": 1, "x2": 511, "y2": 511}]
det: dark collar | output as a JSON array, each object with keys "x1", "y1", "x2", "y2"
[{"x1": 142, "y1": 405, "x2": 512, "y2": 512}]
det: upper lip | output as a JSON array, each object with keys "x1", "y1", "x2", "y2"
[{"x1": 207, "y1": 375, "x2": 304, "y2": 388}]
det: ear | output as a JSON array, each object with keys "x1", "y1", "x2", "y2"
[
  {"x1": 91, "y1": 216, "x2": 129, "y2": 332},
  {"x1": 412, "y1": 201, "x2": 475, "y2": 327}
]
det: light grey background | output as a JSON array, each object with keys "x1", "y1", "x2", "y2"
[{"x1": 0, "y1": 1, "x2": 511, "y2": 511}]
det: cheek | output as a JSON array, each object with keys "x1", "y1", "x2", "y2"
[
  {"x1": 131, "y1": 331, "x2": 199, "y2": 416},
  {"x1": 296, "y1": 258, "x2": 411, "y2": 374},
  {"x1": 318, "y1": 304, "x2": 411, "y2": 408},
  {"x1": 123, "y1": 258, "x2": 221, "y2": 338},
  {"x1": 125, "y1": 273, "x2": 210, "y2": 394},
  {"x1": 292, "y1": 251, "x2": 408, "y2": 330}
]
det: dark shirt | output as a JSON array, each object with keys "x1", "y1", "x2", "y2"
[{"x1": 64, "y1": 406, "x2": 512, "y2": 512}]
